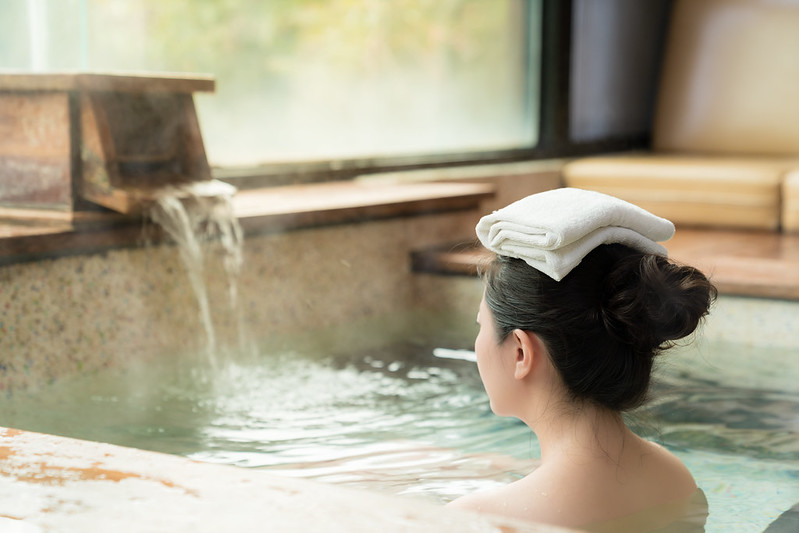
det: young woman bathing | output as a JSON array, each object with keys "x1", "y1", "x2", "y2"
[{"x1": 448, "y1": 189, "x2": 716, "y2": 530}]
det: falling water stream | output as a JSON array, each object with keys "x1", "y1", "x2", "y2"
[{"x1": 147, "y1": 182, "x2": 245, "y2": 367}]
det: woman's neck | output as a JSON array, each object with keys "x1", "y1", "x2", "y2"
[{"x1": 528, "y1": 403, "x2": 631, "y2": 464}]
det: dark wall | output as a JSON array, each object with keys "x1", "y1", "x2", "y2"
[{"x1": 569, "y1": 0, "x2": 672, "y2": 143}]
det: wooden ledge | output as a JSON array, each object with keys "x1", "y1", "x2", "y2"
[
  {"x1": 0, "y1": 72, "x2": 215, "y2": 93},
  {"x1": 411, "y1": 228, "x2": 799, "y2": 301},
  {"x1": 665, "y1": 228, "x2": 799, "y2": 300},
  {"x1": 234, "y1": 181, "x2": 493, "y2": 234},
  {"x1": 0, "y1": 181, "x2": 494, "y2": 265}
]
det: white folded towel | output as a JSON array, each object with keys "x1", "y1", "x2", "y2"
[{"x1": 475, "y1": 188, "x2": 675, "y2": 281}]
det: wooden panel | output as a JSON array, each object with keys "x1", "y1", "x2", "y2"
[
  {"x1": 79, "y1": 91, "x2": 213, "y2": 214},
  {"x1": 0, "y1": 92, "x2": 72, "y2": 207},
  {"x1": 0, "y1": 73, "x2": 217, "y2": 215},
  {"x1": 100, "y1": 91, "x2": 185, "y2": 184},
  {"x1": 80, "y1": 92, "x2": 118, "y2": 198},
  {"x1": 178, "y1": 94, "x2": 212, "y2": 182}
]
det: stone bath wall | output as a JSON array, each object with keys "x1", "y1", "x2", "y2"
[{"x1": 0, "y1": 210, "x2": 481, "y2": 394}]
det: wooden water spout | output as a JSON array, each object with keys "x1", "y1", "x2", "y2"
[{"x1": 0, "y1": 72, "x2": 227, "y2": 217}]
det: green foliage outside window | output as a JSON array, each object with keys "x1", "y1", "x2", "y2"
[{"x1": 2, "y1": 0, "x2": 539, "y2": 167}]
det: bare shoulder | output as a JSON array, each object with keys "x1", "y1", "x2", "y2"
[
  {"x1": 447, "y1": 485, "x2": 509, "y2": 515},
  {"x1": 639, "y1": 440, "x2": 697, "y2": 498},
  {"x1": 446, "y1": 468, "x2": 577, "y2": 524},
  {"x1": 447, "y1": 480, "x2": 541, "y2": 519}
]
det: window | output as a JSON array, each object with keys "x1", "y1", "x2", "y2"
[{"x1": 2, "y1": 0, "x2": 542, "y2": 171}]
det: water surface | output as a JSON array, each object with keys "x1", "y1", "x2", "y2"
[{"x1": 4, "y1": 315, "x2": 797, "y2": 532}]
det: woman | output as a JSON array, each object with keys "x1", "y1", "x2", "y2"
[{"x1": 448, "y1": 189, "x2": 716, "y2": 531}]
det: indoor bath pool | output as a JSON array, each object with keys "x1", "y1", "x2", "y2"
[{"x1": 4, "y1": 307, "x2": 798, "y2": 533}]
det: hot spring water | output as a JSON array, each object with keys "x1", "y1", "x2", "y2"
[{"x1": 4, "y1": 310, "x2": 798, "y2": 533}]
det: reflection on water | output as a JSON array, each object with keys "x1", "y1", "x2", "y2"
[{"x1": 2, "y1": 328, "x2": 798, "y2": 533}]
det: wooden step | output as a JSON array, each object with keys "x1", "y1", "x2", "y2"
[{"x1": 412, "y1": 228, "x2": 799, "y2": 300}]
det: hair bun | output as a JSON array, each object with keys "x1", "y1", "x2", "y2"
[{"x1": 600, "y1": 253, "x2": 716, "y2": 354}]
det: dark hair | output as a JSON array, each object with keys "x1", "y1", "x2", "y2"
[{"x1": 483, "y1": 244, "x2": 717, "y2": 412}]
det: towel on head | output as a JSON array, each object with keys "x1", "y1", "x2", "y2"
[{"x1": 475, "y1": 188, "x2": 675, "y2": 281}]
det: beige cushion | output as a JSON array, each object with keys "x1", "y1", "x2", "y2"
[
  {"x1": 783, "y1": 171, "x2": 799, "y2": 232},
  {"x1": 653, "y1": 0, "x2": 799, "y2": 156},
  {"x1": 562, "y1": 155, "x2": 795, "y2": 230}
]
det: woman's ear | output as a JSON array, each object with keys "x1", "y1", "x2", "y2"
[{"x1": 510, "y1": 329, "x2": 538, "y2": 380}]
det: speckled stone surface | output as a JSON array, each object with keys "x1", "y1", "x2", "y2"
[{"x1": 0, "y1": 211, "x2": 479, "y2": 393}]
